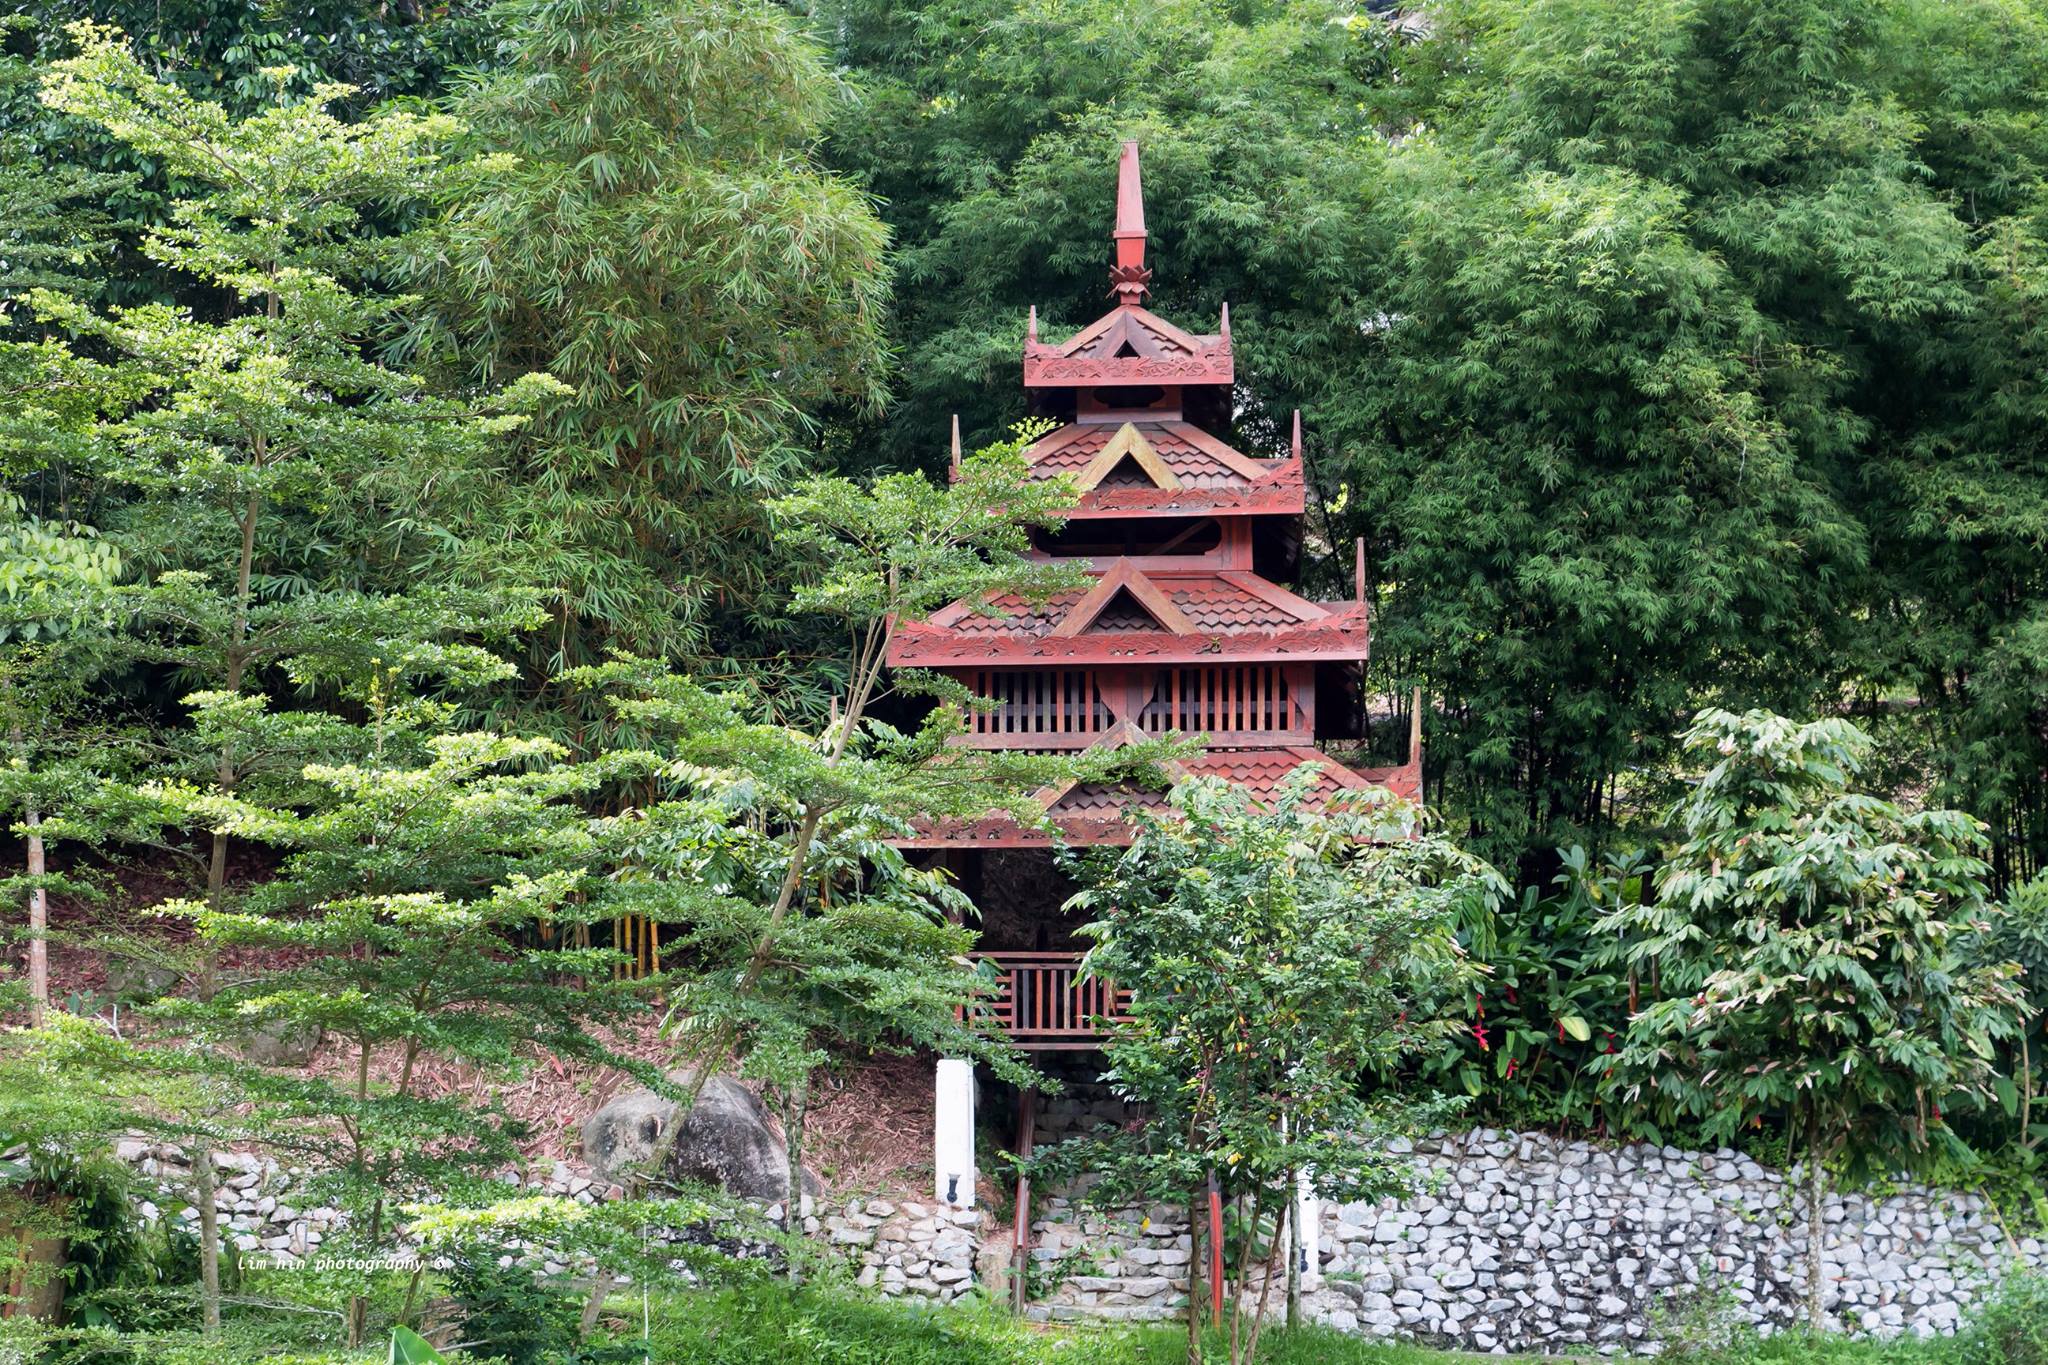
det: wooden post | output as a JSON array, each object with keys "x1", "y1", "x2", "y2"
[
  {"x1": 1410, "y1": 685, "x2": 1424, "y2": 765},
  {"x1": 1010, "y1": 1086, "x2": 1037, "y2": 1312}
]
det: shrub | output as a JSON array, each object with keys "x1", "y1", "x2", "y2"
[{"x1": 1955, "y1": 1273, "x2": 2048, "y2": 1365}]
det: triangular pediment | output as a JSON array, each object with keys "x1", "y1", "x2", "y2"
[
  {"x1": 1049, "y1": 559, "x2": 1198, "y2": 637},
  {"x1": 1073, "y1": 424, "x2": 1180, "y2": 492},
  {"x1": 1060, "y1": 305, "x2": 1207, "y2": 361},
  {"x1": 1083, "y1": 586, "x2": 1166, "y2": 632}
]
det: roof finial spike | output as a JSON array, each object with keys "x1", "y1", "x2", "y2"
[
  {"x1": 949, "y1": 414, "x2": 962, "y2": 478},
  {"x1": 1027, "y1": 304, "x2": 1038, "y2": 345},
  {"x1": 1220, "y1": 300, "x2": 1231, "y2": 341},
  {"x1": 1355, "y1": 536, "x2": 1367, "y2": 606},
  {"x1": 1109, "y1": 140, "x2": 1152, "y2": 304},
  {"x1": 1291, "y1": 408, "x2": 1302, "y2": 460}
]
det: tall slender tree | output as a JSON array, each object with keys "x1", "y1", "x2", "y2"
[
  {"x1": 18, "y1": 24, "x2": 559, "y2": 1330},
  {"x1": 420, "y1": 0, "x2": 893, "y2": 727},
  {"x1": 1598, "y1": 709, "x2": 2026, "y2": 1330}
]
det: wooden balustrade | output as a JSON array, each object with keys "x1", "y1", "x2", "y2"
[
  {"x1": 962, "y1": 669, "x2": 1113, "y2": 747},
  {"x1": 1139, "y1": 664, "x2": 1309, "y2": 740},
  {"x1": 965, "y1": 951, "x2": 1131, "y2": 1050},
  {"x1": 957, "y1": 664, "x2": 1312, "y2": 748}
]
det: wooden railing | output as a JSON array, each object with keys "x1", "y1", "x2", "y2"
[
  {"x1": 1139, "y1": 664, "x2": 1308, "y2": 739},
  {"x1": 966, "y1": 951, "x2": 1132, "y2": 1050},
  {"x1": 963, "y1": 669, "x2": 1114, "y2": 747}
]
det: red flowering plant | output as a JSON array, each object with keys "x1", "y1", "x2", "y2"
[{"x1": 1392, "y1": 845, "x2": 1644, "y2": 1130}]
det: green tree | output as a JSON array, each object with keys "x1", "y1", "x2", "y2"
[
  {"x1": 1597, "y1": 708, "x2": 2027, "y2": 1330},
  {"x1": 1970, "y1": 874, "x2": 2048, "y2": 1159},
  {"x1": 1038, "y1": 775, "x2": 1498, "y2": 1365},
  {"x1": 0, "y1": 0, "x2": 494, "y2": 318},
  {"x1": 148, "y1": 662, "x2": 660, "y2": 1348},
  {"x1": 13, "y1": 24, "x2": 562, "y2": 1332},
  {"x1": 0, "y1": 494, "x2": 125, "y2": 1024},
  {"x1": 1340, "y1": 0, "x2": 2048, "y2": 875},
  {"x1": 422, "y1": 0, "x2": 894, "y2": 720},
  {"x1": 562, "y1": 433, "x2": 1107, "y2": 1310}
]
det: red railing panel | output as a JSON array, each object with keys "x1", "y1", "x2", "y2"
[{"x1": 963, "y1": 951, "x2": 1132, "y2": 1049}]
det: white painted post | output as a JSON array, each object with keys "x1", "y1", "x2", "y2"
[
  {"x1": 1296, "y1": 1169, "x2": 1320, "y2": 1287},
  {"x1": 934, "y1": 1058, "x2": 977, "y2": 1208}
]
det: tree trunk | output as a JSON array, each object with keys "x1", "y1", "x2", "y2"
[
  {"x1": 24, "y1": 803, "x2": 45, "y2": 1028},
  {"x1": 1227, "y1": 1193, "x2": 1257, "y2": 1365},
  {"x1": 190, "y1": 1145, "x2": 222, "y2": 1337},
  {"x1": 9, "y1": 719, "x2": 48, "y2": 1028},
  {"x1": 1284, "y1": 1166, "x2": 1300, "y2": 1330},
  {"x1": 784, "y1": 1076, "x2": 808, "y2": 1284},
  {"x1": 347, "y1": 1194, "x2": 386, "y2": 1348},
  {"x1": 1241, "y1": 1196, "x2": 1288, "y2": 1365}
]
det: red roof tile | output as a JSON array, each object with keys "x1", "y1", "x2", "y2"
[{"x1": 891, "y1": 746, "x2": 1419, "y2": 848}]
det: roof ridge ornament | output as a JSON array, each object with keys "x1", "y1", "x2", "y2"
[{"x1": 1109, "y1": 140, "x2": 1152, "y2": 304}]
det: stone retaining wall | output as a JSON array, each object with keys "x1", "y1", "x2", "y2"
[
  {"x1": 1021, "y1": 1130, "x2": 2044, "y2": 1351},
  {"x1": 114, "y1": 1139, "x2": 619, "y2": 1263},
  {"x1": 113, "y1": 1129, "x2": 2044, "y2": 1352}
]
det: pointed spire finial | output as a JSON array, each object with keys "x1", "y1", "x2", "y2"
[
  {"x1": 949, "y1": 414, "x2": 962, "y2": 478},
  {"x1": 1109, "y1": 140, "x2": 1152, "y2": 304},
  {"x1": 1291, "y1": 409, "x2": 1302, "y2": 460},
  {"x1": 1220, "y1": 300, "x2": 1231, "y2": 342},
  {"x1": 1027, "y1": 305, "x2": 1038, "y2": 345},
  {"x1": 1355, "y1": 537, "x2": 1367, "y2": 605}
]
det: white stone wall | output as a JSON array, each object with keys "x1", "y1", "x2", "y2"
[
  {"x1": 1017, "y1": 1130, "x2": 2043, "y2": 1351},
  {"x1": 1304, "y1": 1130, "x2": 2038, "y2": 1351},
  {"x1": 113, "y1": 1128, "x2": 2045, "y2": 1352}
]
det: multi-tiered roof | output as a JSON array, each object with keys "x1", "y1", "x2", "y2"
[{"x1": 889, "y1": 142, "x2": 1416, "y2": 847}]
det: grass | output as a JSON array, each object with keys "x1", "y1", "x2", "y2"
[
  {"x1": 640, "y1": 1288, "x2": 1483, "y2": 1364},
  {"x1": 10, "y1": 1271, "x2": 2042, "y2": 1364},
  {"x1": 632, "y1": 1276, "x2": 2048, "y2": 1365}
]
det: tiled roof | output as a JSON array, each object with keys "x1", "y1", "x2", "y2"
[
  {"x1": 890, "y1": 745, "x2": 1421, "y2": 848},
  {"x1": 1051, "y1": 748, "x2": 1386, "y2": 814},
  {"x1": 893, "y1": 562, "x2": 1368, "y2": 667},
  {"x1": 936, "y1": 575, "x2": 1310, "y2": 639},
  {"x1": 1022, "y1": 304, "x2": 1233, "y2": 387},
  {"x1": 1026, "y1": 421, "x2": 1287, "y2": 489}
]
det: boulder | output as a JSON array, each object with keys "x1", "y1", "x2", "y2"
[
  {"x1": 236, "y1": 1020, "x2": 324, "y2": 1067},
  {"x1": 104, "y1": 956, "x2": 182, "y2": 1003},
  {"x1": 582, "y1": 1071, "x2": 820, "y2": 1202}
]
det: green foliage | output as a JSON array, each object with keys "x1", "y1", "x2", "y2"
[
  {"x1": 144, "y1": 677, "x2": 662, "y2": 1234},
  {"x1": 1975, "y1": 875, "x2": 2048, "y2": 1150},
  {"x1": 1399, "y1": 848, "x2": 1643, "y2": 1129},
  {"x1": 421, "y1": 0, "x2": 894, "y2": 715},
  {"x1": 633, "y1": 1282, "x2": 1480, "y2": 1365},
  {"x1": 1597, "y1": 707, "x2": 2029, "y2": 1324},
  {"x1": 564, "y1": 435, "x2": 1099, "y2": 1215},
  {"x1": 1953, "y1": 1274, "x2": 2048, "y2": 1365},
  {"x1": 1037, "y1": 774, "x2": 1499, "y2": 1360},
  {"x1": 1338, "y1": 0, "x2": 2048, "y2": 875},
  {"x1": 1049, "y1": 774, "x2": 1496, "y2": 1206},
  {"x1": 386, "y1": 1326, "x2": 444, "y2": 1365},
  {"x1": 814, "y1": 0, "x2": 1385, "y2": 469}
]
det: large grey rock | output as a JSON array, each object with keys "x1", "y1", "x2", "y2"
[
  {"x1": 105, "y1": 955, "x2": 182, "y2": 1003},
  {"x1": 581, "y1": 1071, "x2": 820, "y2": 1202},
  {"x1": 237, "y1": 1020, "x2": 324, "y2": 1067}
]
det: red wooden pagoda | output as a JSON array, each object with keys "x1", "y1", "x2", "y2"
[{"x1": 897, "y1": 143, "x2": 1419, "y2": 1215}]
